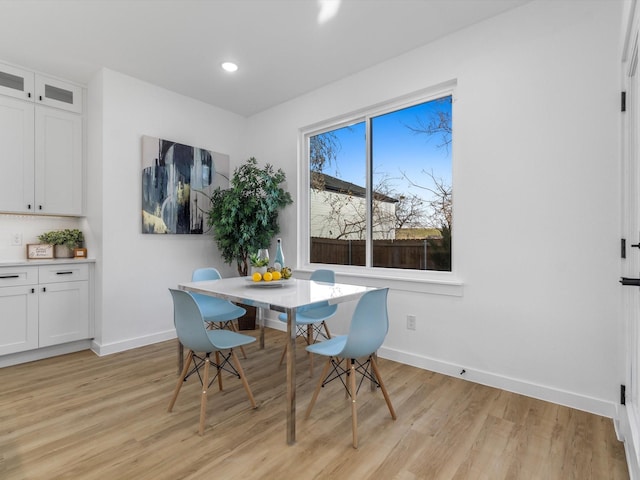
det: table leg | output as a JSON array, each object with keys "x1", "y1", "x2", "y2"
[
  {"x1": 177, "y1": 339, "x2": 184, "y2": 376},
  {"x1": 371, "y1": 351, "x2": 378, "y2": 392},
  {"x1": 286, "y1": 306, "x2": 297, "y2": 444},
  {"x1": 258, "y1": 306, "x2": 265, "y2": 349}
]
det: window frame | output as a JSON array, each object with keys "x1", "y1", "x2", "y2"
[{"x1": 297, "y1": 82, "x2": 462, "y2": 296}]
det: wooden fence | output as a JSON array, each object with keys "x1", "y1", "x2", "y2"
[{"x1": 310, "y1": 237, "x2": 451, "y2": 271}]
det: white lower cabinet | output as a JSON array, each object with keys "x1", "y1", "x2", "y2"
[
  {"x1": 38, "y1": 279, "x2": 89, "y2": 347},
  {"x1": 0, "y1": 284, "x2": 38, "y2": 355},
  {"x1": 0, "y1": 263, "x2": 91, "y2": 357}
]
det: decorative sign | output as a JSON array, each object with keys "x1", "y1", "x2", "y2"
[
  {"x1": 27, "y1": 244, "x2": 54, "y2": 259},
  {"x1": 73, "y1": 248, "x2": 87, "y2": 258}
]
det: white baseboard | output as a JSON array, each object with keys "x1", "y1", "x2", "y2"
[
  {"x1": 267, "y1": 318, "x2": 616, "y2": 418},
  {"x1": 91, "y1": 329, "x2": 176, "y2": 356},
  {"x1": 267, "y1": 318, "x2": 617, "y2": 418},
  {"x1": 0, "y1": 340, "x2": 93, "y2": 368},
  {"x1": 379, "y1": 346, "x2": 618, "y2": 419}
]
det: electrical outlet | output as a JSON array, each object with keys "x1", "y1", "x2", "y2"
[
  {"x1": 406, "y1": 314, "x2": 416, "y2": 330},
  {"x1": 11, "y1": 233, "x2": 22, "y2": 246}
]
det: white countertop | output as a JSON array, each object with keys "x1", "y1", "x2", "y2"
[{"x1": 0, "y1": 258, "x2": 96, "y2": 267}]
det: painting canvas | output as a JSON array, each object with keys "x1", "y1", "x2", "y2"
[{"x1": 141, "y1": 135, "x2": 230, "y2": 234}]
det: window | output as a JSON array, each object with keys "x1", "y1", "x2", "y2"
[{"x1": 306, "y1": 92, "x2": 452, "y2": 272}]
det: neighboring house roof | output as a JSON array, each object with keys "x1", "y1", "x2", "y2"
[{"x1": 312, "y1": 171, "x2": 398, "y2": 204}]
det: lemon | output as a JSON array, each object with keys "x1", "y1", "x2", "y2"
[
  {"x1": 252, "y1": 272, "x2": 262, "y2": 282},
  {"x1": 263, "y1": 271, "x2": 273, "y2": 282},
  {"x1": 272, "y1": 271, "x2": 282, "y2": 280}
]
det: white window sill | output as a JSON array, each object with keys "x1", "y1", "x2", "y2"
[{"x1": 296, "y1": 266, "x2": 463, "y2": 297}]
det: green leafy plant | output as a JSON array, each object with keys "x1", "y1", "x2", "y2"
[
  {"x1": 207, "y1": 157, "x2": 292, "y2": 276},
  {"x1": 38, "y1": 229, "x2": 84, "y2": 249},
  {"x1": 249, "y1": 252, "x2": 270, "y2": 267}
]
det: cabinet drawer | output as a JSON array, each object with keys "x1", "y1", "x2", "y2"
[
  {"x1": 39, "y1": 263, "x2": 88, "y2": 283},
  {"x1": 0, "y1": 266, "x2": 38, "y2": 286}
]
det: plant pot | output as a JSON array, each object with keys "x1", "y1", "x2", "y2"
[
  {"x1": 54, "y1": 245, "x2": 74, "y2": 258},
  {"x1": 251, "y1": 266, "x2": 267, "y2": 276},
  {"x1": 237, "y1": 305, "x2": 257, "y2": 330}
]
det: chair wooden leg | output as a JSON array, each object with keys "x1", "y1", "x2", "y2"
[
  {"x1": 305, "y1": 357, "x2": 333, "y2": 419},
  {"x1": 349, "y1": 359, "x2": 358, "y2": 449},
  {"x1": 168, "y1": 350, "x2": 193, "y2": 412},
  {"x1": 307, "y1": 324, "x2": 314, "y2": 377},
  {"x1": 231, "y1": 350, "x2": 257, "y2": 408},
  {"x1": 176, "y1": 339, "x2": 184, "y2": 376},
  {"x1": 215, "y1": 351, "x2": 223, "y2": 391},
  {"x1": 370, "y1": 356, "x2": 397, "y2": 420},
  {"x1": 228, "y1": 321, "x2": 248, "y2": 359},
  {"x1": 322, "y1": 321, "x2": 331, "y2": 339},
  {"x1": 198, "y1": 354, "x2": 211, "y2": 436}
]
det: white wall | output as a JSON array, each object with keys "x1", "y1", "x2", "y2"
[
  {"x1": 88, "y1": 68, "x2": 246, "y2": 353},
  {"x1": 245, "y1": 0, "x2": 624, "y2": 417}
]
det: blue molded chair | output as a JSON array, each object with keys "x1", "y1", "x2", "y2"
[
  {"x1": 278, "y1": 269, "x2": 337, "y2": 375},
  {"x1": 305, "y1": 288, "x2": 396, "y2": 448},
  {"x1": 192, "y1": 267, "x2": 248, "y2": 358},
  {"x1": 167, "y1": 288, "x2": 257, "y2": 435}
]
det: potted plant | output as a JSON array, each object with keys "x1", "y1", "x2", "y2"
[
  {"x1": 207, "y1": 157, "x2": 292, "y2": 276},
  {"x1": 249, "y1": 251, "x2": 270, "y2": 275},
  {"x1": 207, "y1": 157, "x2": 292, "y2": 330},
  {"x1": 38, "y1": 229, "x2": 84, "y2": 258}
]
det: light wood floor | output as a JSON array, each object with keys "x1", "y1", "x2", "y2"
[{"x1": 0, "y1": 328, "x2": 629, "y2": 479}]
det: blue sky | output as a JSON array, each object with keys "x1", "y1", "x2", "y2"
[{"x1": 318, "y1": 96, "x2": 452, "y2": 201}]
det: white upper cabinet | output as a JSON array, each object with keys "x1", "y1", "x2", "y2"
[
  {"x1": 0, "y1": 63, "x2": 82, "y2": 113},
  {"x1": 35, "y1": 107, "x2": 83, "y2": 215},
  {"x1": 0, "y1": 63, "x2": 34, "y2": 101},
  {"x1": 0, "y1": 97, "x2": 35, "y2": 212},
  {"x1": 0, "y1": 61, "x2": 84, "y2": 216},
  {"x1": 35, "y1": 75, "x2": 83, "y2": 114}
]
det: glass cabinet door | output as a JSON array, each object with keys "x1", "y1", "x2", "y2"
[
  {"x1": 0, "y1": 63, "x2": 34, "y2": 101},
  {"x1": 35, "y1": 75, "x2": 83, "y2": 113}
]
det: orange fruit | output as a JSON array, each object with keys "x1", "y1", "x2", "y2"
[
  {"x1": 272, "y1": 271, "x2": 282, "y2": 280},
  {"x1": 252, "y1": 272, "x2": 262, "y2": 282},
  {"x1": 263, "y1": 272, "x2": 273, "y2": 282}
]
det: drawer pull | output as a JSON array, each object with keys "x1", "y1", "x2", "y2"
[
  {"x1": 56, "y1": 271, "x2": 74, "y2": 275},
  {"x1": 0, "y1": 275, "x2": 20, "y2": 279}
]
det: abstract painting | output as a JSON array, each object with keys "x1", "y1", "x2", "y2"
[{"x1": 141, "y1": 135, "x2": 230, "y2": 234}]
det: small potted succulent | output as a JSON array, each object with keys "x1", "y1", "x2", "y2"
[
  {"x1": 249, "y1": 250, "x2": 270, "y2": 276},
  {"x1": 38, "y1": 229, "x2": 84, "y2": 258}
]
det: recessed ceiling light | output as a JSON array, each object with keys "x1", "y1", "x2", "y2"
[{"x1": 221, "y1": 62, "x2": 238, "y2": 73}]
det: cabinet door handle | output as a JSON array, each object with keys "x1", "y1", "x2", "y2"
[
  {"x1": 56, "y1": 271, "x2": 73, "y2": 275},
  {"x1": 27, "y1": 204, "x2": 31, "y2": 210},
  {"x1": 39, "y1": 95, "x2": 42, "y2": 101},
  {"x1": 38, "y1": 205, "x2": 42, "y2": 210},
  {"x1": 31, "y1": 288, "x2": 35, "y2": 294},
  {"x1": 27, "y1": 92, "x2": 31, "y2": 98},
  {"x1": 0, "y1": 275, "x2": 19, "y2": 279},
  {"x1": 42, "y1": 287, "x2": 46, "y2": 292}
]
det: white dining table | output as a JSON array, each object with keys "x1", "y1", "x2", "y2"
[{"x1": 177, "y1": 276, "x2": 379, "y2": 445}]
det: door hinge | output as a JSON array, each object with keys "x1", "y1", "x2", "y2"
[
  {"x1": 622, "y1": 91, "x2": 627, "y2": 112},
  {"x1": 621, "y1": 384, "x2": 626, "y2": 405}
]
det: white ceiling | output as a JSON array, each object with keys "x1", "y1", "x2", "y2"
[{"x1": 0, "y1": 0, "x2": 530, "y2": 117}]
